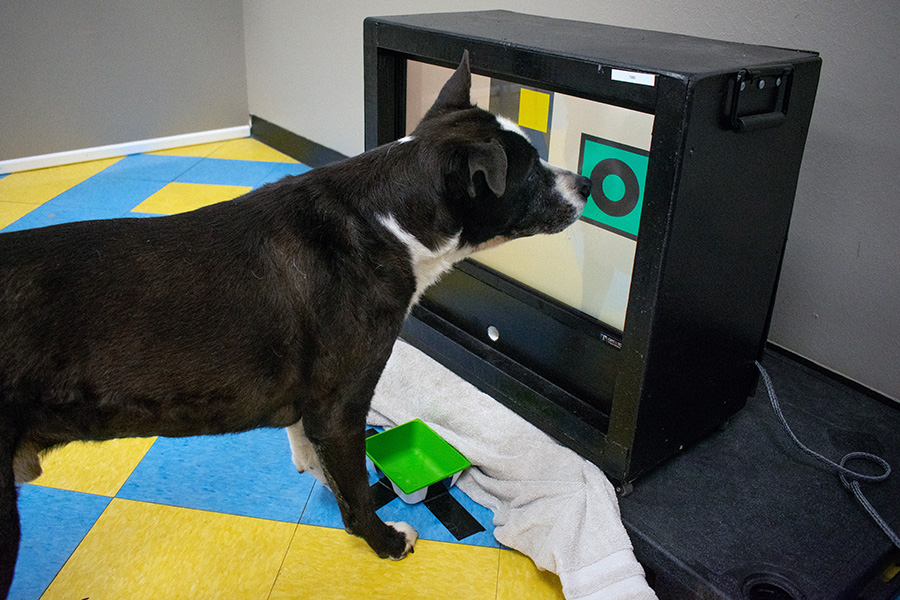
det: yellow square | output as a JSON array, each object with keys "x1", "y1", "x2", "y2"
[
  {"x1": 30, "y1": 438, "x2": 156, "y2": 497},
  {"x1": 269, "y1": 524, "x2": 500, "y2": 600},
  {"x1": 518, "y1": 88, "x2": 551, "y2": 133},
  {"x1": 132, "y1": 182, "x2": 251, "y2": 215},
  {"x1": 41, "y1": 499, "x2": 296, "y2": 599},
  {"x1": 497, "y1": 549, "x2": 566, "y2": 600}
]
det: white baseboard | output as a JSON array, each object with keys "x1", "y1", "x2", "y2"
[{"x1": 0, "y1": 125, "x2": 251, "y2": 175}]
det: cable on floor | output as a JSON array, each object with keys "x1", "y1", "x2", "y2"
[{"x1": 755, "y1": 360, "x2": 899, "y2": 550}]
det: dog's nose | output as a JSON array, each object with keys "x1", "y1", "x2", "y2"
[{"x1": 578, "y1": 175, "x2": 592, "y2": 199}]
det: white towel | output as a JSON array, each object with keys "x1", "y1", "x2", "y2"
[{"x1": 369, "y1": 340, "x2": 658, "y2": 600}]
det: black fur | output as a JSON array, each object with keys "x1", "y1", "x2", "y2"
[{"x1": 0, "y1": 51, "x2": 590, "y2": 596}]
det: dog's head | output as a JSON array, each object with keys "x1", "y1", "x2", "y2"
[{"x1": 408, "y1": 51, "x2": 591, "y2": 250}]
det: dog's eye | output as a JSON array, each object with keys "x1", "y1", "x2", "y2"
[{"x1": 527, "y1": 160, "x2": 546, "y2": 183}]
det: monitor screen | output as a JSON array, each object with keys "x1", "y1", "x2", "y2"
[{"x1": 405, "y1": 59, "x2": 655, "y2": 333}]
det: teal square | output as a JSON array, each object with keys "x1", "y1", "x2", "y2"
[{"x1": 578, "y1": 135, "x2": 649, "y2": 240}]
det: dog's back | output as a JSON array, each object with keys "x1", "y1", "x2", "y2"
[
  {"x1": 0, "y1": 163, "x2": 427, "y2": 593},
  {"x1": 0, "y1": 51, "x2": 591, "y2": 596},
  {"x1": 0, "y1": 163, "x2": 418, "y2": 439}
]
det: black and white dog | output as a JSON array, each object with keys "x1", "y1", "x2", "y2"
[{"x1": 0, "y1": 52, "x2": 590, "y2": 595}]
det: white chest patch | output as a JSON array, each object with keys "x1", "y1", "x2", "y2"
[{"x1": 377, "y1": 214, "x2": 469, "y2": 307}]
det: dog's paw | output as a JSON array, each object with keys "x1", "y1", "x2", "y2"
[{"x1": 385, "y1": 521, "x2": 418, "y2": 560}]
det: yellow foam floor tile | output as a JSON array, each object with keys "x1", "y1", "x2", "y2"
[
  {"x1": 41, "y1": 499, "x2": 296, "y2": 600},
  {"x1": 207, "y1": 138, "x2": 299, "y2": 163},
  {"x1": 0, "y1": 157, "x2": 122, "y2": 206},
  {"x1": 30, "y1": 437, "x2": 157, "y2": 497},
  {"x1": 132, "y1": 181, "x2": 251, "y2": 215},
  {"x1": 497, "y1": 549, "x2": 566, "y2": 600},
  {"x1": 269, "y1": 524, "x2": 500, "y2": 600},
  {"x1": 0, "y1": 200, "x2": 39, "y2": 230},
  {"x1": 148, "y1": 140, "x2": 229, "y2": 158},
  {"x1": 150, "y1": 138, "x2": 297, "y2": 163}
]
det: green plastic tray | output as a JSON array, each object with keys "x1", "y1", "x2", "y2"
[{"x1": 365, "y1": 419, "x2": 470, "y2": 496}]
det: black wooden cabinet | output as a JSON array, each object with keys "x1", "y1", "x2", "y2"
[{"x1": 364, "y1": 10, "x2": 820, "y2": 485}]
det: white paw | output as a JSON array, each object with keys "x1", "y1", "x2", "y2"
[{"x1": 386, "y1": 521, "x2": 418, "y2": 560}]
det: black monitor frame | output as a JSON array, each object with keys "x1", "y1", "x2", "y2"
[{"x1": 364, "y1": 11, "x2": 820, "y2": 484}]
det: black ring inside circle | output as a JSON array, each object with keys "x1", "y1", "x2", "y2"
[{"x1": 590, "y1": 158, "x2": 639, "y2": 218}]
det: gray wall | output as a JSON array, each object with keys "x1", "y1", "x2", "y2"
[
  {"x1": 0, "y1": 0, "x2": 248, "y2": 161},
  {"x1": 244, "y1": 0, "x2": 900, "y2": 402}
]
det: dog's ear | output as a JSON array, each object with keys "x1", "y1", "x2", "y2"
[
  {"x1": 467, "y1": 139, "x2": 508, "y2": 198},
  {"x1": 422, "y1": 50, "x2": 472, "y2": 120}
]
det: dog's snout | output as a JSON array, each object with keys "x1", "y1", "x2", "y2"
[{"x1": 578, "y1": 175, "x2": 592, "y2": 199}]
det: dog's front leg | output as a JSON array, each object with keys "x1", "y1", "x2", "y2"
[{"x1": 302, "y1": 404, "x2": 418, "y2": 560}]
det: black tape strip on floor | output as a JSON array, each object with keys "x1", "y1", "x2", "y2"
[
  {"x1": 366, "y1": 428, "x2": 485, "y2": 541},
  {"x1": 371, "y1": 477, "x2": 399, "y2": 511},
  {"x1": 423, "y1": 483, "x2": 486, "y2": 541},
  {"x1": 367, "y1": 478, "x2": 485, "y2": 541}
]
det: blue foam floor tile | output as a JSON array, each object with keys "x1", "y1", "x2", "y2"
[
  {"x1": 175, "y1": 158, "x2": 284, "y2": 188},
  {"x1": 116, "y1": 429, "x2": 315, "y2": 523},
  {"x1": 10, "y1": 485, "x2": 112, "y2": 600},
  {"x1": 5, "y1": 206, "x2": 122, "y2": 232},
  {"x1": 299, "y1": 460, "x2": 381, "y2": 529},
  {"x1": 2, "y1": 177, "x2": 167, "y2": 232},
  {"x1": 256, "y1": 163, "x2": 312, "y2": 187},
  {"x1": 98, "y1": 154, "x2": 203, "y2": 183},
  {"x1": 125, "y1": 212, "x2": 165, "y2": 219},
  {"x1": 299, "y1": 481, "x2": 346, "y2": 529}
]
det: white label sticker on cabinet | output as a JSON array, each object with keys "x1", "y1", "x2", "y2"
[{"x1": 611, "y1": 69, "x2": 657, "y2": 87}]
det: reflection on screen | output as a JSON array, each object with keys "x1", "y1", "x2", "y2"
[{"x1": 406, "y1": 60, "x2": 655, "y2": 333}]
